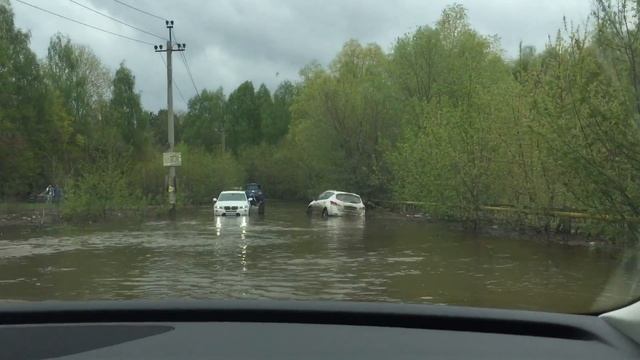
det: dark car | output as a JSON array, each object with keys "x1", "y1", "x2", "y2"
[{"x1": 245, "y1": 183, "x2": 266, "y2": 212}]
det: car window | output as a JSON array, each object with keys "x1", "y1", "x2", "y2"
[
  {"x1": 318, "y1": 192, "x2": 334, "y2": 200},
  {"x1": 336, "y1": 194, "x2": 361, "y2": 204},
  {"x1": 218, "y1": 193, "x2": 247, "y2": 201}
]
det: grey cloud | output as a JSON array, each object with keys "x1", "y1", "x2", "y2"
[{"x1": 11, "y1": 0, "x2": 590, "y2": 111}]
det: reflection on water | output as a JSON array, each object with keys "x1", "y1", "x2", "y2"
[{"x1": 0, "y1": 201, "x2": 637, "y2": 313}]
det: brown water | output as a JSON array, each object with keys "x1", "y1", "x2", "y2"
[{"x1": 0, "y1": 201, "x2": 639, "y2": 313}]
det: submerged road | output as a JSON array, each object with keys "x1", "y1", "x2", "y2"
[{"x1": 0, "y1": 201, "x2": 637, "y2": 313}]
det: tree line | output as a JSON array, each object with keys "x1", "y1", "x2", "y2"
[{"x1": 2, "y1": 1, "x2": 640, "y2": 241}]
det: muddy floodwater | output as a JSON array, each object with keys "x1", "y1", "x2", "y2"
[{"x1": 1, "y1": 201, "x2": 639, "y2": 313}]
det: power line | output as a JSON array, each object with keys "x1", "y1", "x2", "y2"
[
  {"x1": 14, "y1": 0, "x2": 155, "y2": 46},
  {"x1": 173, "y1": 32, "x2": 199, "y2": 96},
  {"x1": 158, "y1": 53, "x2": 188, "y2": 106},
  {"x1": 69, "y1": 0, "x2": 166, "y2": 41},
  {"x1": 112, "y1": 0, "x2": 165, "y2": 21},
  {"x1": 178, "y1": 52, "x2": 199, "y2": 96}
]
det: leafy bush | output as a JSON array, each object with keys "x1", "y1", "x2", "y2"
[
  {"x1": 177, "y1": 144, "x2": 245, "y2": 204},
  {"x1": 130, "y1": 151, "x2": 166, "y2": 206},
  {"x1": 62, "y1": 158, "x2": 145, "y2": 220}
]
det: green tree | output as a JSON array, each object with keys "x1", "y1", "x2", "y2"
[
  {"x1": 108, "y1": 63, "x2": 145, "y2": 151},
  {"x1": 389, "y1": 25, "x2": 443, "y2": 104},
  {"x1": 182, "y1": 88, "x2": 226, "y2": 152},
  {"x1": 44, "y1": 34, "x2": 111, "y2": 157},
  {"x1": 593, "y1": 0, "x2": 640, "y2": 119},
  {"x1": 264, "y1": 80, "x2": 295, "y2": 144},
  {"x1": 0, "y1": 3, "x2": 59, "y2": 197},
  {"x1": 177, "y1": 144, "x2": 245, "y2": 204},
  {"x1": 530, "y1": 20, "x2": 640, "y2": 237},
  {"x1": 290, "y1": 40, "x2": 399, "y2": 196},
  {"x1": 389, "y1": 5, "x2": 517, "y2": 225},
  {"x1": 226, "y1": 81, "x2": 260, "y2": 152},
  {"x1": 255, "y1": 83, "x2": 273, "y2": 144},
  {"x1": 148, "y1": 109, "x2": 183, "y2": 149}
]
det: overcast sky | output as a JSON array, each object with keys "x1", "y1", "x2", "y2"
[{"x1": 10, "y1": 0, "x2": 592, "y2": 112}]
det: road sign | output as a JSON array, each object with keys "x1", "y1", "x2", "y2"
[{"x1": 163, "y1": 152, "x2": 182, "y2": 167}]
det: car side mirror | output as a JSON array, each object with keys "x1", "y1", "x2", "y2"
[{"x1": 212, "y1": 197, "x2": 217, "y2": 204}]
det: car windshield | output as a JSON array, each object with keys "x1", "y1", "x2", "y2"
[
  {"x1": 336, "y1": 194, "x2": 361, "y2": 204},
  {"x1": 218, "y1": 193, "x2": 246, "y2": 201},
  {"x1": 3, "y1": 0, "x2": 640, "y2": 316}
]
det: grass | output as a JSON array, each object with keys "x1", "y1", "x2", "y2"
[{"x1": 0, "y1": 202, "x2": 52, "y2": 213}]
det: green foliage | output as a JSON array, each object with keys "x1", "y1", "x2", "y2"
[
  {"x1": 0, "y1": 4, "x2": 59, "y2": 198},
  {"x1": 130, "y1": 148, "x2": 166, "y2": 205},
  {"x1": 109, "y1": 63, "x2": 145, "y2": 150},
  {"x1": 45, "y1": 34, "x2": 111, "y2": 129},
  {"x1": 177, "y1": 144, "x2": 245, "y2": 204},
  {"x1": 530, "y1": 19, "x2": 640, "y2": 237},
  {"x1": 226, "y1": 81, "x2": 261, "y2": 153},
  {"x1": 43, "y1": 33, "x2": 112, "y2": 177},
  {"x1": 388, "y1": 7, "x2": 518, "y2": 223},
  {"x1": 62, "y1": 157, "x2": 145, "y2": 221},
  {"x1": 148, "y1": 109, "x2": 182, "y2": 148},
  {"x1": 265, "y1": 81, "x2": 295, "y2": 144},
  {"x1": 286, "y1": 40, "x2": 399, "y2": 197},
  {"x1": 5, "y1": 0, "x2": 640, "y2": 242},
  {"x1": 182, "y1": 88, "x2": 226, "y2": 152}
]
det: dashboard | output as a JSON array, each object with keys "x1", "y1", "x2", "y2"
[{"x1": 1, "y1": 300, "x2": 638, "y2": 359}]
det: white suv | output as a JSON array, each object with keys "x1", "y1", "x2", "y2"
[
  {"x1": 213, "y1": 191, "x2": 250, "y2": 216},
  {"x1": 307, "y1": 190, "x2": 366, "y2": 217}
]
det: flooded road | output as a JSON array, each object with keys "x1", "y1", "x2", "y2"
[{"x1": 0, "y1": 201, "x2": 638, "y2": 313}]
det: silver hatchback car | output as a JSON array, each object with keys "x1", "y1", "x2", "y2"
[{"x1": 307, "y1": 190, "x2": 366, "y2": 217}]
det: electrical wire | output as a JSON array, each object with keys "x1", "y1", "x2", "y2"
[
  {"x1": 69, "y1": 0, "x2": 166, "y2": 41},
  {"x1": 178, "y1": 52, "x2": 199, "y2": 96},
  {"x1": 14, "y1": 0, "x2": 155, "y2": 46},
  {"x1": 107, "y1": 2, "x2": 197, "y2": 98},
  {"x1": 173, "y1": 32, "x2": 199, "y2": 96},
  {"x1": 112, "y1": 0, "x2": 166, "y2": 21}
]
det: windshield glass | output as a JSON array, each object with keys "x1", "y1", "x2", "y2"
[
  {"x1": 3, "y1": 0, "x2": 640, "y2": 315},
  {"x1": 218, "y1": 193, "x2": 247, "y2": 202}
]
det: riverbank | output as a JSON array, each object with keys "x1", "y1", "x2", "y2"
[
  {"x1": 0, "y1": 202, "x2": 173, "y2": 228},
  {"x1": 0, "y1": 203, "x2": 59, "y2": 227},
  {"x1": 370, "y1": 199, "x2": 624, "y2": 247}
]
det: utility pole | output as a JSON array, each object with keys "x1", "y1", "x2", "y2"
[{"x1": 155, "y1": 20, "x2": 185, "y2": 216}]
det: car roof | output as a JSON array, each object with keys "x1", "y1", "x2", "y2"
[
  {"x1": 323, "y1": 190, "x2": 361, "y2": 196},
  {"x1": 219, "y1": 191, "x2": 246, "y2": 195}
]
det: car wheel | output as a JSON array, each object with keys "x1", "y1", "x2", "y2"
[
  {"x1": 322, "y1": 208, "x2": 328, "y2": 218},
  {"x1": 306, "y1": 206, "x2": 312, "y2": 216}
]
